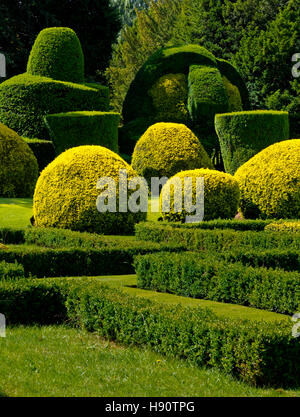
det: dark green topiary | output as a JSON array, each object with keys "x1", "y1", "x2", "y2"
[
  {"x1": 27, "y1": 27, "x2": 84, "y2": 84},
  {"x1": 44, "y1": 111, "x2": 120, "y2": 156},
  {"x1": 0, "y1": 123, "x2": 38, "y2": 197},
  {"x1": 22, "y1": 137, "x2": 56, "y2": 172},
  {"x1": 215, "y1": 110, "x2": 290, "y2": 174},
  {"x1": 0, "y1": 74, "x2": 109, "y2": 140},
  {"x1": 121, "y1": 44, "x2": 249, "y2": 163}
]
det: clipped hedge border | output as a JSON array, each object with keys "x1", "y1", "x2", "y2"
[
  {"x1": 155, "y1": 219, "x2": 273, "y2": 231},
  {"x1": 0, "y1": 243, "x2": 184, "y2": 278},
  {"x1": 134, "y1": 252, "x2": 300, "y2": 315},
  {"x1": 135, "y1": 222, "x2": 300, "y2": 251},
  {"x1": 0, "y1": 277, "x2": 299, "y2": 387},
  {"x1": 219, "y1": 249, "x2": 300, "y2": 272},
  {"x1": 265, "y1": 222, "x2": 300, "y2": 233},
  {"x1": 0, "y1": 260, "x2": 24, "y2": 281}
]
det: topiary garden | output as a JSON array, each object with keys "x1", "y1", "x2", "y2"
[{"x1": 0, "y1": 8, "x2": 299, "y2": 398}]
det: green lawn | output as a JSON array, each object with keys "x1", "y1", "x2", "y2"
[
  {"x1": 70, "y1": 274, "x2": 290, "y2": 323},
  {"x1": 0, "y1": 197, "x2": 161, "y2": 229},
  {"x1": 0, "y1": 198, "x2": 33, "y2": 228},
  {"x1": 0, "y1": 325, "x2": 298, "y2": 397}
]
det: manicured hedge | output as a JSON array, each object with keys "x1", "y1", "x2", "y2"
[
  {"x1": 135, "y1": 252, "x2": 300, "y2": 315},
  {"x1": 0, "y1": 279, "x2": 68, "y2": 324},
  {"x1": 0, "y1": 260, "x2": 24, "y2": 281},
  {"x1": 0, "y1": 277, "x2": 299, "y2": 386},
  {"x1": 23, "y1": 137, "x2": 55, "y2": 171},
  {"x1": 188, "y1": 65, "x2": 228, "y2": 125},
  {"x1": 27, "y1": 27, "x2": 84, "y2": 84},
  {"x1": 45, "y1": 111, "x2": 120, "y2": 156},
  {"x1": 0, "y1": 74, "x2": 109, "y2": 139},
  {"x1": 219, "y1": 249, "x2": 300, "y2": 272},
  {"x1": 0, "y1": 242, "x2": 184, "y2": 278},
  {"x1": 0, "y1": 228, "x2": 25, "y2": 245},
  {"x1": 135, "y1": 222, "x2": 300, "y2": 251},
  {"x1": 155, "y1": 219, "x2": 273, "y2": 231},
  {"x1": 215, "y1": 111, "x2": 290, "y2": 174}
]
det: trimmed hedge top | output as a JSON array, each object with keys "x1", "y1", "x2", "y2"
[
  {"x1": 0, "y1": 73, "x2": 109, "y2": 139},
  {"x1": 44, "y1": 111, "x2": 120, "y2": 155},
  {"x1": 27, "y1": 27, "x2": 84, "y2": 83},
  {"x1": 235, "y1": 139, "x2": 300, "y2": 219}
]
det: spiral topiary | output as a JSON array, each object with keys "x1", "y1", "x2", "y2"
[
  {"x1": 27, "y1": 27, "x2": 84, "y2": 84},
  {"x1": 234, "y1": 139, "x2": 300, "y2": 219},
  {"x1": 33, "y1": 146, "x2": 146, "y2": 234},
  {"x1": 160, "y1": 168, "x2": 240, "y2": 222},
  {"x1": 131, "y1": 123, "x2": 214, "y2": 184},
  {"x1": 0, "y1": 123, "x2": 39, "y2": 197}
]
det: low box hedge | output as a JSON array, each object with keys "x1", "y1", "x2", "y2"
[
  {"x1": 0, "y1": 277, "x2": 299, "y2": 387},
  {"x1": 135, "y1": 222, "x2": 300, "y2": 251},
  {"x1": 134, "y1": 252, "x2": 300, "y2": 315},
  {"x1": 219, "y1": 249, "x2": 300, "y2": 272},
  {"x1": 0, "y1": 260, "x2": 24, "y2": 281},
  {"x1": 0, "y1": 242, "x2": 184, "y2": 278}
]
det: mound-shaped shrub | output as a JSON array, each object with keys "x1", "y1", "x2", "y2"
[
  {"x1": 235, "y1": 139, "x2": 300, "y2": 219},
  {"x1": 0, "y1": 74, "x2": 109, "y2": 140},
  {"x1": 120, "y1": 45, "x2": 249, "y2": 160},
  {"x1": 160, "y1": 168, "x2": 240, "y2": 222},
  {"x1": 27, "y1": 27, "x2": 84, "y2": 84},
  {"x1": 215, "y1": 111, "x2": 290, "y2": 174},
  {"x1": 33, "y1": 146, "x2": 146, "y2": 234},
  {"x1": 131, "y1": 123, "x2": 213, "y2": 183},
  {"x1": 0, "y1": 123, "x2": 38, "y2": 197},
  {"x1": 44, "y1": 111, "x2": 120, "y2": 156},
  {"x1": 148, "y1": 73, "x2": 189, "y2": 123}
]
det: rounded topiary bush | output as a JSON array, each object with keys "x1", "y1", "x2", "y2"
[
  {"x1": 27, "y1": 27, "x2": 84, "y2": 84},
  {"x1": 160, "y1": 168, "x2": 240, "y2": 222},
  {"x1": 0, "y1": 123, "x2": 39, "y2": 197},
  {"x1": 148, "y1": 73, "x2": 189, "y2": 123},
  {"x1": 234, "y1": 139, "x2": 300, "y2": 219},
  {"x1": 131, "y1": 123, "x2": 214, "y2": 183},
  {"x1": 215, "y1": 110, "x2": 290, "y2": 174},
  {"x1": 33, "y1": 145, "x2": 146, "y2": 234}
]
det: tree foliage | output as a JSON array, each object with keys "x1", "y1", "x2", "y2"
[{"x1": 0, "y1": 0, "x2": 121, "y2": 81}]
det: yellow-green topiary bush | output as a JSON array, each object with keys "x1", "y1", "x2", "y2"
[
  {"x1": 148, "y1": 73, "x2": 189, "y2": 123},
  {"x1": 265, "y1": 221, "x2": 300, "y2": 233},
  {"x1": 131, "y1": 123, "x2": 213, "y2": 183},
  {"x1": 235, "y1": 139, "x2": 300, "y2": 219},
  {"x1": 0, "y1": 122, "x2": 39, "y2": 197},
  {"x1": 160, "y1": 168, "x2": 240, "y2": 222},
  {"x1": 33, "y1": 145, "x2": 146, "y2": 234}
]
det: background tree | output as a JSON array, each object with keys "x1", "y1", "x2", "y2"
[
  {"x1": 110, "y1": 0, "x2": 151, "y2": 27},
  {"x1": 106, "y1": 0, "x2": 293, "y2": 115},
  {"x1": 0, "y1": 0, "x2": 121, "y2": 82}
]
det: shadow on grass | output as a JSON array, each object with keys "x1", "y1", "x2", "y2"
[{"x1": 0, "y1": 391, "x2": 8, "y2": 397}]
